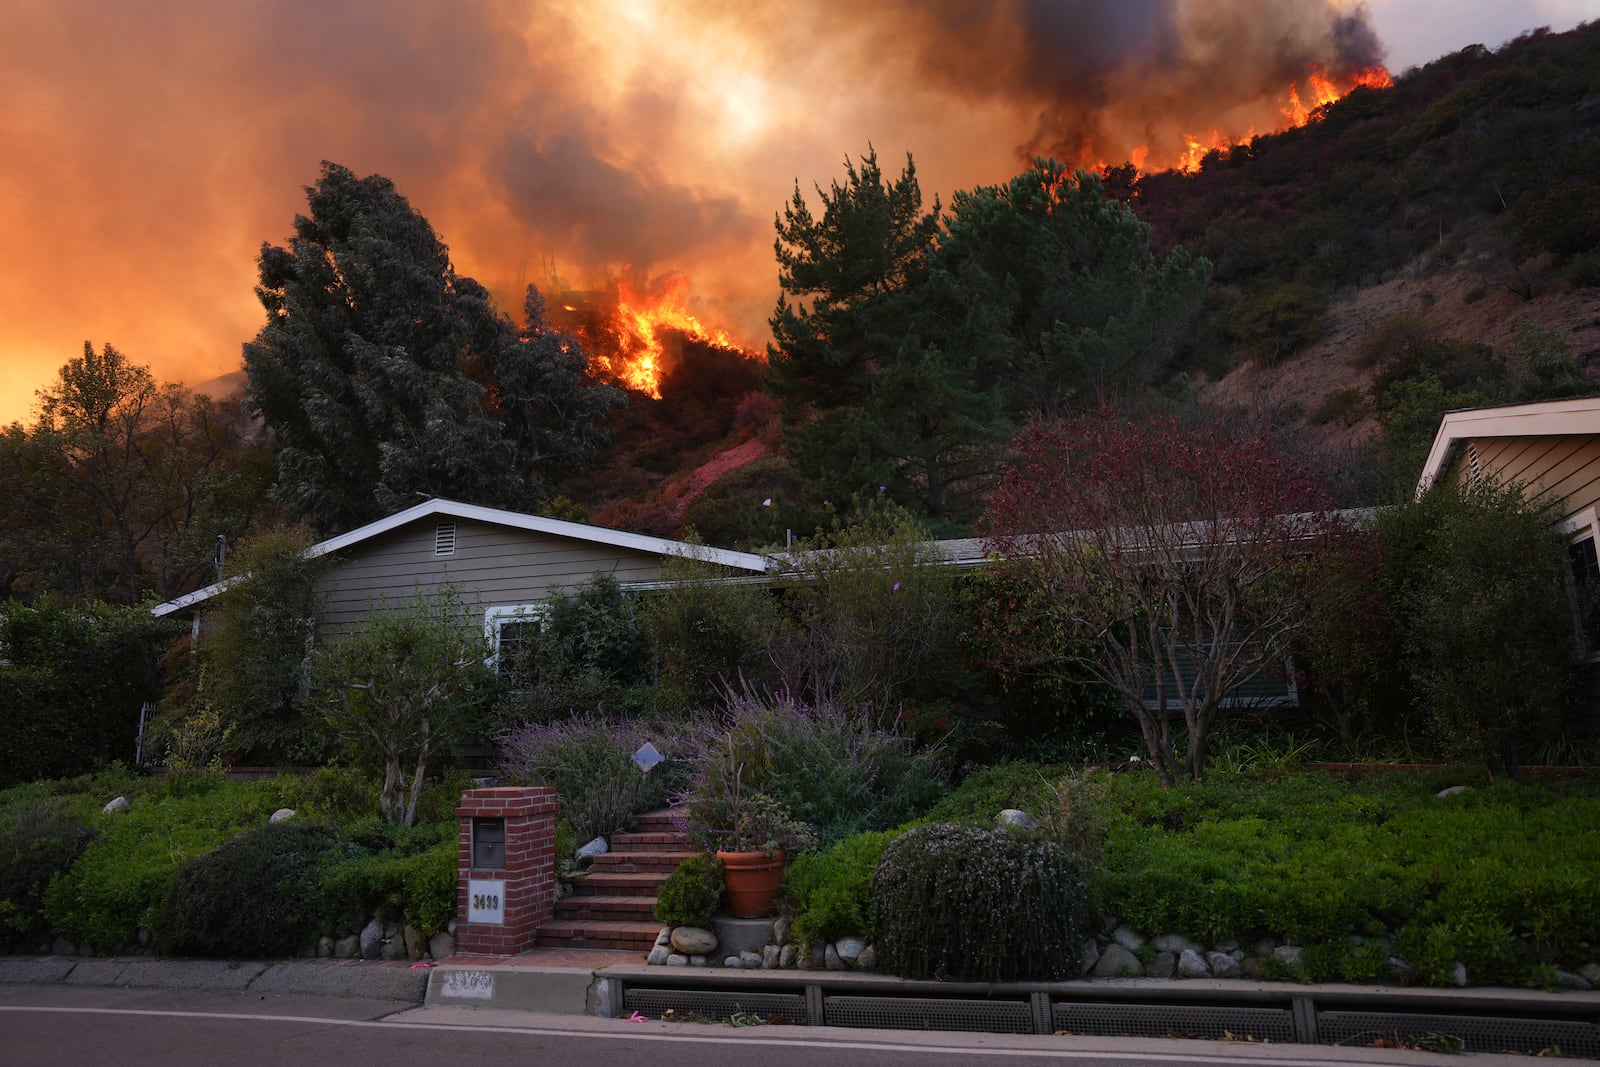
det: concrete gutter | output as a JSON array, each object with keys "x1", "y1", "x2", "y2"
[{"x1": 0, "y1": 955, "x2": 431, "y2": 1003}]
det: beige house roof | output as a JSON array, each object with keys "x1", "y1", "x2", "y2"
[{"x1": 150, "y1": 499, "x2": 774, "y2": 620}]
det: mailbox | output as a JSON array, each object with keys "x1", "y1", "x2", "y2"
[{"x1": 472, "y1": 817, "x2": 506, "y2": 868}]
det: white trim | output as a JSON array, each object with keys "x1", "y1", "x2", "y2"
[
  {"x1": 484, "y1": 603, "x2": 551, "y2": 674},
  {"x1": 1416, "y1": 397, "x2": 1600, "y2": 498},
  {"x1": 151, "y1": 497, "x2": 774, "y2": 617}
]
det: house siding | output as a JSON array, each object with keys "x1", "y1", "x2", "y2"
[
  {"x1": 315, "y1": 517, "x2": 668, "y2": 634},
  {"x1": 1451, "y1": 434, "x2": 1600, "y2": 526}
]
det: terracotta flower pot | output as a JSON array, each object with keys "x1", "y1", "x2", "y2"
[{"x1": 716, "y1": 849, "x2": 786, "y2": 918}]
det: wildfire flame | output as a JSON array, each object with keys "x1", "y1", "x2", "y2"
[
  {"x1": 578, "y1": 273, "x2": 749, "y2": 398},
  {"x1": 1108, "y1": 63, "x2": 1393, "y2": 178}
]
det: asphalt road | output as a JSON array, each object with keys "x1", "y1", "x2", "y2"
[{"x1": 0, "y1": 984, "x2": 1542, "y2": 1067}]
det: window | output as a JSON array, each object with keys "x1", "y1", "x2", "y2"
[{"x1": 485, "y1": 604, "x2": 548, "y2": 682}]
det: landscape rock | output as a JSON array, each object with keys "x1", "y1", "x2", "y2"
[
  {"x1": 1177, "y1": 949, "x2": 1210, "y2": 977},
  {"x1": 359, "y1": 918, "x2": 385, "y2": 960},
  {"x1": 855, "y1": 945, "x2": 876, "y2": 972},
  {"x1": 825, "y1": 944, "x2": 844, "y2": 971},
  {"x1": 1553, "y1": 970, "x2": 1592, "y2": 990},
  {"x1": 655, "y1": 927, "x2": 672, "y2": 946},
  {"x1": 1153, "y1": 933, "x2": 1197, "y2": 954},
  {"x1": 402, "y1": 925, "x2": 425, "y2": 960},
  {"x1": 102, "y1": 797, "x2": 129, "y2": 814},
  {"x1": 996, "y1": 808, "x2": 1037, "y2": 830},
  {"x1": 670, "y1": 927, "x2": 718, "y2": 955},
  {"x1": 1248, "y1": 937, "x2": 1279, "y2": 957},
  {"x1": 739, "y1": 950, "x2": 763, "y2": 969},
  {"x1": 1146, "y1": 951, "x2": 1176, "y2": 979},
  {"x1": 779, "y1": 945, "x2": 797, "y2": 968},
  {"x1": 1111, "y1": 925, "x2": 1146, "y2": 952},
  {"x1": 269, "y1": 808, "x2": 296, "y2": 823},
  {"x1": 723, "y1": 956, "x2": 741, "y2": 968},
  {"x1": 334, "y1": 934, "x2": 360, "y2": 959},
  {"x1": 577, "y1": 836, "x2": 608, "y2": 860},
  {"x1": 1271, "y1": 946, "x2": 1303, "y2": 973},
  {"x1": 835, "y1": 936, "x2": 866, "y2": 963},
  {"x1": 690, "y1": 955, "x2": 708, "y2": 967},
  {"x1": 1091, "y1": 943, "x2": 1142, "y2": 978},
  {"x1": 1240, "y1": 957, "x2": 1266, "y2": 980},
  {"x1": 428, "y1": 931, "x2": 455, "y2": 960},
  {"x1": 762, "y1": 945, "x2": 781, "y2": 969},
  {"x1": 1213, "y1": 938, "x2": 1240, "y2": 953},
  {"x1": 1581, "y1": 962, "x2": 1600, "y2": 985},
  {"x1": 1435, "y1": 785, "x2": 1472, "y2": 798},
  {"x1": 380, "y1": 936, "x2": 408, "y2": 961},
  {"x1": 1208, "y1": 952, "x2": 1242, "y2": 978},
  {"x1": 317, "y1": 936, "x2": 334, "y2": 958},
  {"x1": 772, "y1": 917, "x2": 790, "y2": 945},
  {"x1": 1079, "y1": 938, "x2": 1101, "y2": 975},
  {"x1": 1451, "y1": 962, "x2": 1469, "y2": 987},
  {"x1": 1384, "y1": 956, "x2": 1415, "y2": 983},
  {"x1": 647, "y1": 945, "x2": 670, "y2": 965},
  {"x1": 666, "y1": 953, "x2": 688, "y2": 967}
]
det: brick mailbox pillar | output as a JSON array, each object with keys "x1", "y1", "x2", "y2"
[{"x1": 455, "y1": 786, "x2": 558, "y2": 955}]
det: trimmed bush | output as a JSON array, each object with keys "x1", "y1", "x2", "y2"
[
  {"x1": 0, "y1": 801, "x2": 96, "y2": 946},
  {"x1": 158, "y1": 823, "x2": 338, "y2": 957},
  {"x1": 784, "y1": 830, "x2": 898, "y2": 949},
  {"x1": 653, "y1": 854, "x2": 724, "y2": 927},
  {"x1": 873, "y1": 823, "x2": 1091, "y2": 982},
  {"x1": 317, "y1": 822, "x2": 458, "y2": 936}
]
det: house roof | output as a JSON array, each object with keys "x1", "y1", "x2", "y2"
[
  {"x1": 1416, "y1": 396, "x2": 1600, "y2": 497},
  {"x1": 150, "y1": 497, "x2": 775, "y2": 618}
]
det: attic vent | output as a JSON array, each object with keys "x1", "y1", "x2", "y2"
[
  {"x1": 1466, "y1": 444, "x2": 1483, "y2": 488},
  {"x1": 434, "y1": 522, "x2": 457, "y2": 557}
]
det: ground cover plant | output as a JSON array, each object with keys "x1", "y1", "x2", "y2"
[{"x1": 1, "y1": 766, "x2": 465, "y2": 956}]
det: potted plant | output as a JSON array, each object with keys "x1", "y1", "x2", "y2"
[{"x1": 682, "y1": 760, "x2": 817, "y2": 918}]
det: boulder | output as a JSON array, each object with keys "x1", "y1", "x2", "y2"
[
  {"x1": 428, "y1": 931, "x2": 455, "y2": 960},
  {"x1": 723, "y1": 956, "x2": 741, "y2": 968},
  {"x1": 359, "y1": 918, "x2": 385, "y2": 960},
  {"x1": 762, "y1": 945, "x2": 781, "y2": 969},
  {"x1": 655, "y1": 927, "x2": 672, "y2": 947},
  {"x1": 1271, "y1": 945, "x2": 1303, "y2": 973},
  {"x1": 1111, "y1": 925, "x2": 1146, "y2": 952},
  {"x1": 1435, "y1": 785, "x2": 1473, "y2": 798},
  {"x1": 1177, "y1": 948, "x2": 1210, "y2": 977},
  {"x1": 1208, "y1": 952, "x2": 1242, "y2": 978},
  {"x1": 670, "y1": 926, "x2": 718, "y2": 955},
  {"x1": 102, "y1": 796, "x2": 129, "y2": 814},
  {"x1": 835, "y1": 936, "x2": 867, "y2": 963},
  {"x1": 739, "y1": 950, "x2": 763, "y2": 969},
  {"x1": 647, "y1": 945, "x2": 670, "y2": 965},
  {"x1": 824, "y1": 944, "x2": 844, "y2": 970},
  {"x1": 334, "y1": 934, "x2": 360, "y2": 959},
  {"x1": 779, "y1": 945, "x2": 797, "y2": 968},
  {"x1": 855, "y1": 945, "x2": 876, "y2": 972},
  {"x1": 1451, "y1": 962, "x2": 1469, "y2": 987},
  {"x1": 1153, "y1": 933, "x2": 1197, "y2": 954},
  {"x1": 690, "y1": 955, "x2": 708, "y2": 967},
  {"x1": 402, "y1": 925, "x2": 426, "y2": 960},
  {"x1": 381, "y1": 936, "x2": 409, "y2": 961},
  {"x1": 1079, "y1": 938, "x2": 1101, "y2": 975},
  {"x1": 269, "y1": 807, "x2": 296, "y2": 824},
  {"x1": 317, "y1": 936, "x2": 335, "y2": 958},
  {"x1": 996, "y1": 809, "x2": 1037, "y2": 830},
  {"x1": 1145, "y1": 951, "x2": 1176, "y2": 979},
  {"x1": 1553, "y1": 970, "x2": 1592, "y2": 990},
  {"x1": 666, "y1": 953, "x2": 688, "y2": 966},
  {"x1": 1090, "y1": 943, "x2": 1142, "y2": 978},
  {"x1": 772, "y1": 917, "x2": 790, "y2": 945},
  {"x1": 577, "y1": 836, "x2": 608, "y2": 860}
]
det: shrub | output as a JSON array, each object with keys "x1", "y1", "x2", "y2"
[
  {"x1": 497, "y1": 714, "x2": 682, "y2": 842},
  {"x1": 317, "y1": 823, "x2": 458, "y2": 936},
  {"x1": 784, "y1": 830, "x2": 899, "y2": 949},
  {"x1": 0, "y1": 801, "x2": 96, "y2": 945},
  {"x1": 638, "y1": 549, "x2": 779, "y2": 713},
  {"x1": 921, "y1": 761, "x2": 1065, "y2": 825},
  {"x1": 43, "y1": 779, "x2": 285, "y2": 951},
  {"x1": 677, "y1": 690, "x2": 944, "y2": 848},
  {"x1": 873, "y1": 823, "x2": 1092, "y2": 981},
  {"x1": 158, "y1": 823, "x2": 338, "y2": 957},
  {"x1": 652, "y1": 854, "x2": 724, "y2": 927}
]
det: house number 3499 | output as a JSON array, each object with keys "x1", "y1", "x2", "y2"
[{"x1": 473, "y1": 891, "x2": 500, "y2": 911}]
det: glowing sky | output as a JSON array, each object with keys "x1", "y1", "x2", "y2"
[{"x1": 0, "y1": 0, "x2": 1593, "y2": 427}]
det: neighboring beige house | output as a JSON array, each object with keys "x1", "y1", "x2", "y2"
[
  {"x1": 1417, "y1": 395, "x2": 1600, "y2": 599},
  {"x1": 151, "y1": 497, "x2": 774, "y2": 661}
]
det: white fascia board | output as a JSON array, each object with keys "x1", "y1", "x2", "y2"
[
  {"x1": 149, "y1": 497, "x2": 774, "y2": 617},
  {"x1": 1417, "y1": 397, "x2": 1600, "y2": 498}
]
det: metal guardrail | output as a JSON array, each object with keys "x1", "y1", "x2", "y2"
[{"x1": 611, "y1": 971, "x2": 1600, "y2": 1057}]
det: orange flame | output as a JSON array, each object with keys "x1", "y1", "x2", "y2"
[
  {"x1": 586, "y1": 273, "x2": 746, "y2": 398},
  {"x1": 1100, "y1": 63, "x2": 1392, "y2": 178}
]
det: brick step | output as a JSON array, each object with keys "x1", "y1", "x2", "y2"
[
  {"x1": 569, "y1": 871, "x2": 667, "y2": 897},
  {"x1": 612, "y1": 830, "x2": 695, "y2": 851},
  {"x1": 554, "y1": 893, "x2": 659, "y2": 922},
  {"x1": 591, "y1": 849, "x2": 701, "y2": 873},
  {"x1": 629, "y1": 809, "x2": 685, "y2": 833},
  {"x1": 535, "y1": 918, "x2": 659, "y2": 951}
]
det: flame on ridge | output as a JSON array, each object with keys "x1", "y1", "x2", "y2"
[
  {"x1": 576, "y1": 273, "x2": 748, "y2": 399},
  {"x1": 1110, "y1": 63, "x2": 1393, "y2": 179}
]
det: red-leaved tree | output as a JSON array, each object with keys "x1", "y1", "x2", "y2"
[{"x1": 981, "y1": 411, "x2": 1344, "y2": 784}]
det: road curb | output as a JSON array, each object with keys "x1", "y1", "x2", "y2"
[{"x1": 0, "y1": 956, "x2": 429, "y2": 1003}]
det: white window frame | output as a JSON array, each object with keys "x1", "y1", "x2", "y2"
[
  {"x1": 1560, "y1": 506, "x2": 1600, "y2": 663},
  {"x1": 484, "y1": 603, "x2": 550, "y2": 674}
]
